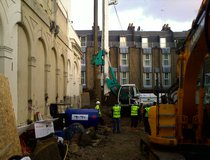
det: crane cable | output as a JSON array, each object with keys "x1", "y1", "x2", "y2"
[
  {"x1": 113, "y1": 5, "x2": 127, "y2": 37},
  {"x1": 112, "y1": 4, "x2": 141, "y2": 85},
  {"x1": 113, "y1": 5, "x2": 124, "y2": 32}
]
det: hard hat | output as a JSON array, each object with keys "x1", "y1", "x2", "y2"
[{"x1": 96, "y1": 101, "x2": 100, "y2": 104}]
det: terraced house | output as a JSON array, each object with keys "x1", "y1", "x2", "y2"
[{"x1": 77, "y1": 24, "x2": 188, "y2": 96}]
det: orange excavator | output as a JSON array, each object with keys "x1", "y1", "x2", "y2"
[{"x1": 141, "y1": 0, "x2": 210, "y2": 159}]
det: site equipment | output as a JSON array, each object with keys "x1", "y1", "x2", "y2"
[
  {"x1": 117, "y1": 84, "x2": 140, "y2": 106},
  {"x1": 140, "y1": 0, "x2": 210, "y2": 159},
  {"x1": 92, "y1": 0, "x2": 140, "y2": 106}
]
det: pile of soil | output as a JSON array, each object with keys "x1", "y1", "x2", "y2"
[{"x1": 66, "y1": 104, "x2": 145, "y2": 160}]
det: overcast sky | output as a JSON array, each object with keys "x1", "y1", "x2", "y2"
[{"x1": 70, "y1": 0, "x2": 203, "y2": 31}]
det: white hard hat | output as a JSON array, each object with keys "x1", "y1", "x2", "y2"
[{"x1": 96, "y1": 101, "x2": 100, "y2": 104}]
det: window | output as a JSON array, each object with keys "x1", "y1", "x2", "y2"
[
  {"x1": 121, "y1": 54, "x2": 128, "y2": 66},
  {"x1": 120, "y1": 72, "x2": 129, "y2": 84},
  {"x1": 160, "y1": 37, "x2": 166, "y2": 48},
  {"x1": 142, "y1": 38, "x2": 148, "y2": 48},
  {"x1": 163, "y1": 73, "x2": 171, "y2": 86},
  {"x1": 162, "y1": 54, "x2": 170, "y2": 66},
  {"x1": 143, "y1": 48, "x2": 151, "y2": 54},
  {"x1": 80, "y1": 36, "x2": 87, "y2": 47},
  {"x1": 120, "y1": 36, "x2": 127, "y2": 47},
  {"x1": 120, "y1": 47, "x2": 128, "y2": 53},
  {"x1": 143, "y1": 54, "x2": 151, "y2": 67},
  {"x1": 81, "y1": 53, "x2": 86, "y2": 65},
  {"x1": 143, "y1": 73, "x2": 152, "y2": 87},
  {"x1": 81, "y1": 71, "x2": 86, "y2": 87}
]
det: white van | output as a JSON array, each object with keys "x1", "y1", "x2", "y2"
[
  {"x1": 117, "y1": 84, "x2": 140, "y2": 106},
  {"x1": 139, "y1": 93, "x2": 158, "y2": 105}
]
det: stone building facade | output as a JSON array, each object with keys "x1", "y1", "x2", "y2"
[
  {"x1": 0, "y1": 0, "x2": 82, "y2": 125},
  {"x1": 77, "y1": 24, "x2": 188, "y2": 96}
]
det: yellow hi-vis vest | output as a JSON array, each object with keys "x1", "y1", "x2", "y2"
[
  {"x1": 144, "y1": 107, "x2": 151, "y2": 117},
  {"x1": 131, "y1": 105, "x2": 139, "y2": 116},
  {"x1": 113, "y1": 105, "x2": 121, "y2": 118},
  {"x1": 95, "y1": 105, "x2": 102, "y2": 117}
]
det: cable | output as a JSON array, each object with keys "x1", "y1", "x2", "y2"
[
  {"x1": 113, "y1": 5, "x2": 123, "y2": 31},
  {"x1": 63, "y1": 143, "x2": 69, "y2": 160},
  {"x1": 113, "y1": 5, "x2": 127, "y2": 37}
]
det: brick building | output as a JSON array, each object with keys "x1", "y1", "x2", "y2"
[{"x1": 76, "y1": 24, "x2": 188, "y2": 96}]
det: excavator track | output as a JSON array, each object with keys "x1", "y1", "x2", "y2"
[
  {"x1": 140, "y1": 131, "x2": 185, "y2": 160},
  {"x1": 140, "y1": 131, "x2": 210, "y2": 160}
]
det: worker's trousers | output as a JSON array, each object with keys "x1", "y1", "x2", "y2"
[
  {"x1": 143, "y1": 117, "x2": 150, "y2": 134},
  {"x1": 113, "y1": 118, "x2": 121, "y2": 133},
  {"x1": 131, "y1": 115, "x2": 138, "y2": 128}
]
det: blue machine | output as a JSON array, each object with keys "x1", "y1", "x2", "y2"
[{"x1": 65, "y1": 108, "x2": 99, "y2": 128}]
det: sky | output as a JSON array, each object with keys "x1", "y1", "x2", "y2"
[{"x1": 70, "y1": 0, "x2": 203, "y2": 31}]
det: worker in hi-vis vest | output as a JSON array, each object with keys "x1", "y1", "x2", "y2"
[
  {"x1": 112, "y1": 104, "x2": 121, "y2": 133},
  {"x1": 130, "y1": 101, "x2": 140, "y2": 128},
  {"x1": 143, "y1": 102, "x2": 153, "y2": 134},
  {"x1": 95, "y1": 101, "x2": 104, "y2": 127}
]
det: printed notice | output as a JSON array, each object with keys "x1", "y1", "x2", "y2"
[
  {"x1": 34, "y1": 121, "x2": 54, "y2": 138},
  {"x1": 71, "y1": 114, "x2": 88, "y2": 121}
]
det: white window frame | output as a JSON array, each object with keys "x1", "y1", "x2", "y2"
[
  {"x1": 162, "y1": 54, "x2": 170, "y2": 67},
  {"x1": 120, "y1": 72, "x2": 129, "y2": 84},
  {"x1": 81, "y1": 53, "x2": 86, "y2": 65},
  {"x1": 80, "y1": 36, "x2": 87, "y2": 47},
  {"x1": 160, "y1": 37, "x2": 166, "y2": 48},
  {"x1": 143, "y1": 54, "x2": 151, "y2": 67},
  {"x1": 121, "y1": 53, "x2": 128, "y2": 66},
  {"x1": 162, "y1": 73, "x2": 171, "y2": 86},
  {"x1": 142, "y1": 38, "x2": 148, "y2": 48},
  {"x1": 120, "y1": 36, "x2": 127, "y2": 47},
  {"x1": 143, "y1": 73, "x2": 152, "y2": 87},
  {"x1": 81, "y1": 71, "x2": 86, "y2": 87}
]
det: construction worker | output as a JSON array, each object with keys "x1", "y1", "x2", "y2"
[
  {"x1": 130, "y1": 101, "x2": 140, "y2": 128},
  {"x1": 143, "y1": 103, "x2": 151, "y2": 134},
  {"x1": 95, "y1": 101, "x2": 104, "y2": 126},
  {"x1": 112, "y1": 104, "x2": 121, "y2": 133}
]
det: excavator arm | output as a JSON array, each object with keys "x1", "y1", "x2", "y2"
[{"x1": 148, "y1": 0, "x2": 210, "y2": 147}]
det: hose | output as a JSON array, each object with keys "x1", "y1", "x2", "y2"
[{"x1": 63, "y1": 143, "x2": 69, "y2": 160}]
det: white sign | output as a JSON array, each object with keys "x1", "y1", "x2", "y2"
[
  {"x1": 34, "y1": 121, "x2": 54, "y2": 138},
  {"x1": 71, "y1": 114, "x2": 88, "y2": 121}
]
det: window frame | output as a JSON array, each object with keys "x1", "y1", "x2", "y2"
[
  {"x1": 162, "y1": 54, "x2": 170, "y2": 67},
  {"x1": 143, "y1": 54, "x2": 151, "y2": 67},
  {"x1": 120, "y1": 36, "x2": 127, "y2": 47},
  {"x1": 120, "y1": 72, "x2": 129, "y2": 84},
  {"x1": 81, "y1": 71, "x2": 86, "y2": 87},
  {"x1": 162, "y1": 72, "x2": 171, "y2": 86},
  {"x1": 143, "y1": 73, "x2": 152, "y2": 87},
  {"x1": 121, "y1": 53, "x2": 128, "y2": 66},
  {"x1": 80, "y1": 36, "x2": 87, "y2": 47},
  {"x1": 142, "y1": 37, "x2": 148, "y2": 48},
  {"x1": 160, "y1": 37, "x2": 166, "y2": 48}
]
